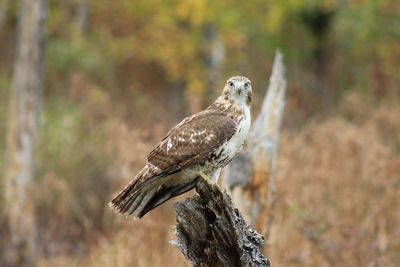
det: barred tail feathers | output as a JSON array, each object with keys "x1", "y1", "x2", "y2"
[
  {"x1": 109, "y1": 166, "x2": 200, "y2": 218},
  {"x1": 109, "y1": 163, "x2": 160, "y2": 218}
]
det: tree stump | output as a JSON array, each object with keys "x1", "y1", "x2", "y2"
[{"x1": 172, "y1": 181, "x2": 271, "y2": 267}]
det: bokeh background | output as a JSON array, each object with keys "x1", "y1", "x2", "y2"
[{"x1": 1, "y1": 0, "x2": 400, "y2": 266}]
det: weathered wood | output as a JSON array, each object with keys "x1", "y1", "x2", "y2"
[
  {"x1": 223, "y1": 51, "x2": 287, "y2": 241},
  {"x1": 3, "y1": 0, "x2": 47, "y2": 266},
  {"x1": 172, "y1": 181, "x2": 271, "y2": 267}
]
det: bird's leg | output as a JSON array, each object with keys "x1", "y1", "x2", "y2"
[
  {"x1": 211, "y1": 168, "x2": 222, "y2": 184},
  {"x1": 198, "y1": 171, "x2": 214, "y2": 186},
  {"x1": 212, "y1": 168, "x2": 224, "y2": 190}
]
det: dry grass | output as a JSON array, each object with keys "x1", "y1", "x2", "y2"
[
  {"x1": 272, "y1": 95, "x2": 400, "y2": 266},
  {"x1": 36, "y1": 94, "x2": 400, "y2": 267},
  {"x1": 38, "y1": 209, "x2": 189, "y2": 267}
]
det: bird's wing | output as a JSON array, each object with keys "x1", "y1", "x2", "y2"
[
  {"x1": 147, "y1": 109, "x2": 237, "y2": 175},
  {"x1": 110, "y1": 110, "x2": 237, "y2": 217}
]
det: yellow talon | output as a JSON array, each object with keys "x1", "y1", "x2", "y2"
[{"x1": 198, "y1": 171, "x2": 214, "y2": 185}]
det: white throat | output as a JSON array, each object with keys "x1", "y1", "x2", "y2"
[{"x1": 230, "y1": 95, "x2": 248, "y2": 109}]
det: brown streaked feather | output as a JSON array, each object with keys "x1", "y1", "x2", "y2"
[
  {"x1": 110, "y1": 110, "x2": 237, "y2": 215},
  {"x1": 147, "y1": 110, "x2": 237, "y2": 173},
  {"x1": 110, "y1": 76, "x2": 252, "y2": 218},
  {"x1": 109, "y1": 163, "x2": 166, "y2": 212}
]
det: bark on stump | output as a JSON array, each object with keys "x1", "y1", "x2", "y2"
[{"x1": 172, "y1": 181, "x2": 271, "y2": 267}]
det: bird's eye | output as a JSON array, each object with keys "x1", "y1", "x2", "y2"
[
  {"x1": 244, "y1": 82, "x2": 250, "y2": 89},
  {"x1": 228, "y1": 81, "x2": 234, "y2": 88}
]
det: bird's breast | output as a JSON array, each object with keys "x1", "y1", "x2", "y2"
[
  {"x1": 213, "y1": 106, "x2": 251, "y2": 168},
  {"x1": 230, "y1": 107, "x2": 251, "y2": 147}
]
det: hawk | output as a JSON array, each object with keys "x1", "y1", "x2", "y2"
[{"x1": 110, "y1": 76, "x2": 252, "y2": 218}]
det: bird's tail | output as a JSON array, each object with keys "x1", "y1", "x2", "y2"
[
  {"x1": 138, "y1": 177, "x2": 199, "y2": 217},
  {"x1": 109, "y1": 164, "x2": 159, "y2": 218},
  {"x1": 109, "y1": 174, "x2": 199, "y2": 219}
]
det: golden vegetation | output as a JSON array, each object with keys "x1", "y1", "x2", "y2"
[
  {"x1": 273, "y1": 94, "x2": 400, "y2": 266},
  {"x1": 31, "y1": 92, "x2": 400, "y2": 267},
  {"x1": 0, "y1": 0, "x2": 399, "y2": 266}
]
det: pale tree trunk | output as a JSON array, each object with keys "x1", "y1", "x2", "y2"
[
  {"x1": 185, "y1": 25, "x2": 225, "y2": 114},
  {"x1": 204, "y1": 24, "x2": 225, "y2": 103},
  {"x1": 3, "y1": 0, "x2": 47, "y2": 266},
  {"x1": 223, "y1": 51, "x2": 286, "y2": 247},
  {"x1": 75, "y1": 0, "x2": 89, "y2": 35},
  {"x1": 0, "y1": 0, "x2": 12, "y2": 31}
]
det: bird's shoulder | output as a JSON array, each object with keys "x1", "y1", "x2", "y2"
[{"x1": 147, "y1": 109, "x2": 238, "y2": 171}]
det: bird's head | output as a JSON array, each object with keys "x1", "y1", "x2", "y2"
[{"x1": 222, "y1": 76, "x2": 252, "y2": 107}]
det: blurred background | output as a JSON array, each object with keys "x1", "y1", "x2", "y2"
[{"x1": 1, "y1": 0, "x2": 399, "y2": 266}]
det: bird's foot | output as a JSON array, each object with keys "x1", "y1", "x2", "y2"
[{"x1": 198, "y1": 171, "x2": 215, "y2": 186}]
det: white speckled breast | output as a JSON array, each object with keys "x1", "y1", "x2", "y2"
[{"x1": 217, "y1": 105, "x2": 251, "y2": 166}]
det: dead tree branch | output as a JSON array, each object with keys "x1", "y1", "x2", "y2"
[
  {"x1": 224, "y1": 51, "x2": 287, "y2": 242},
  {"x1": 172, "y1": 181, "x2": 271, "y2": 267}
]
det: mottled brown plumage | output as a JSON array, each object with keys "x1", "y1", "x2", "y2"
[
  {"x1": 149, "y1": 111, "x2": 237, "y2": 171},
  {"x1": 110, "y1": 76, "x2": 252, "y2": 218}
]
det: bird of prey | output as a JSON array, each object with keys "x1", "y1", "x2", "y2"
[{"x1": 110, "y1": 76, "x2": 252, "y2": 218}]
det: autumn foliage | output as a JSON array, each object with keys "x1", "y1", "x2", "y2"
[{"x1": 0, "y1": 0, "x2": 399, "y2": 266}]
